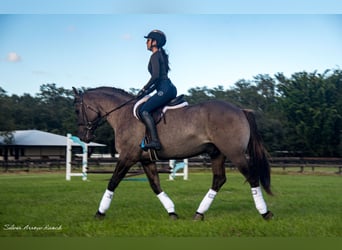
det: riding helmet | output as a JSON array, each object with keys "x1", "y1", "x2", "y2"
[{"x1": 144, "y1": 30, "x2": 166, "y2": 47}]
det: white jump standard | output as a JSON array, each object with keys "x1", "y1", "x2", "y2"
[
  {"x1": 66, "y1": 133, "x2": 88, "y2": 181},
  {"x1": 169, "y1": 159, "x2": 188, "y2": 180}
]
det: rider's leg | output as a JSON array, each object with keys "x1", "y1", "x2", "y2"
[
  {"x1": 138, "y1": 82, "x2": 176, "y2": 150},
  {"x1": 140, "y1": 110, "x2": 161, "y2": 150}
]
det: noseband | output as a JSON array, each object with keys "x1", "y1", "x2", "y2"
[{"x1": 77, "y1": 94, "x2": 102, "y2": 140}]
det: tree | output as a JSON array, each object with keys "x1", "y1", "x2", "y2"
[
  {"x1": 276, "y1": 70, "x2": 342, "y2": 156},
  {"x1": 0, "y1": 88, "x2": 15, "y2": 131},
  {"x1": 36, "y1": 83, "x2": 76, "y2": 135},
  {"x1": 186, "y1": 86, "x2": 214, "y2": 104}
]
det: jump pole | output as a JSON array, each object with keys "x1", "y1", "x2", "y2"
[
  {"x1": 66, "y1": 133, "x2": 88, "y2": 181},
  {"x1": 169, "y1": 159, "x2": 188, "y2": 180}
]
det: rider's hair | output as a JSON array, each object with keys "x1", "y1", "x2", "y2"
[{"x1": 159, "y1": 47, "x2": 170, "y2": 73}]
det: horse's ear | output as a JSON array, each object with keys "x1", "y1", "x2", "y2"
[{"x1": 72, "y1": 87, "x2": 79, "y2": 96}]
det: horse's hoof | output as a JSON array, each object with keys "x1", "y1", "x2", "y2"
[
  {"x1": 169, "y1": 212, "x2": 179, "y2": 220},
  {"x1": 94, "y1": 211, "x2": 106, "y2": 220},
  {"x1": 193, "y1": 212, "x2": 204, "y2": 221},
  {"x1": 262, "y1": 211, "x2": 273, "y2": 220}
]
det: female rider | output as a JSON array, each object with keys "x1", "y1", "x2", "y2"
[{"x1": 138, "y1": 30, "x2": 177, "y2": 151}]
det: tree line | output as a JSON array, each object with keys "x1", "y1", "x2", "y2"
[{"x1": 1, "y1": 68, "x2": 341, "y2": 157}]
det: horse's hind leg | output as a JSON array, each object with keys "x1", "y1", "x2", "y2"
[
  {"x1": 232, "y1": 154, "x2": 272, "y2": 220},
  {"x1": 142, "y1": 161, "x2": 178, "y2": 220},
  {"x1": 194, "y1": 153, "x2": 226, "y2": 221}
]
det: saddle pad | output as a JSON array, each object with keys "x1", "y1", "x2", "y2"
[
  {"x1": 133, "y1": 95, "x2": 188, "y2": 120},
  {"x1": 133, "y1": 95, "x2": 151, "y2": 120}
]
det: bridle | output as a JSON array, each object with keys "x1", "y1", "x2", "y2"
[{"x1": 76, "y1": 92, "x2": 137, "y2": 140}]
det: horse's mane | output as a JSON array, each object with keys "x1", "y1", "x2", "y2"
[{"x1": 87, "y1": 86, "x2": 134, "y2": 99}]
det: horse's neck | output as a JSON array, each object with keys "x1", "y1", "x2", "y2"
[
  {"x1": 89, "y1": 92, "x2": 125, "y2": 113},
  {"x1": 97, "y1": 95, "x2": 134, "y2": 122}
]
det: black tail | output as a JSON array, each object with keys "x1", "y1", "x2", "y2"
[{"x1": 243, "y1": 110, "x2": 272, "y2": 195}]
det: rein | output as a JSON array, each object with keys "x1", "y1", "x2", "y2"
[{"x1": 102, "y1": 97, "x2": 138, "y2": 119}]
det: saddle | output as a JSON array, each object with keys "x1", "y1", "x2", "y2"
[
  {"x1": 133, "y1": 95, "x2": 188, "y2": 161},
  {"x1": 133, "y1": 94, "x2": 188, "y2": 123}
]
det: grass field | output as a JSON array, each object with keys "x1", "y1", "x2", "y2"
[{"x1": 0, "y1": 169, "x2": 341, "y2": 237}]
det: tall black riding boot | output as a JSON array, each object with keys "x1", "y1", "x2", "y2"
[{"x1": 140, "y1": 111, "x2": 162, "y2": 150}]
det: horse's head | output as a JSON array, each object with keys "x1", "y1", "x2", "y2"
[{"x1": 73, "y1": 87, "x2": 101, "y2": 143}]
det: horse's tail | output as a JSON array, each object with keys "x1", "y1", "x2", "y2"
[{"x1": 242, "y1": 109, "x2": 272, "y2": 195}]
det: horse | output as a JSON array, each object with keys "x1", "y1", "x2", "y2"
[{"x1": 72, "y1": 86, "x2": 273, "y2": 221}]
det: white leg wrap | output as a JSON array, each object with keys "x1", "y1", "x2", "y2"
[
  {"x1": 157, "y1": 192, "x2": 175, "y2": 213},
  {"x1": 251, "y1": 187, "x2": 267, "y2": 214},
  {"x1": 196, "y1": 189, "x2": 217, "y2": 214},
  {"x1": 98, "y1": 189, "x2": 114, "y2": 214}
]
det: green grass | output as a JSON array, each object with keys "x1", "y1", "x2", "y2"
[{"x1": 0, "y1": 170, "x2": 341, "y2": 237}]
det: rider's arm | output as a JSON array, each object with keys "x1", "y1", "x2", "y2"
[{"x1": 142, "y1": 52, "x2": 160, "y2": 94}]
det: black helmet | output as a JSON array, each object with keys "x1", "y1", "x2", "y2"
[{"x1": 144, "y1": 30, "x2": 166, "y2": 47}]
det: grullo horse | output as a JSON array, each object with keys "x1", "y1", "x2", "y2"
[{"x1": 73, "y1": 87, "x2": 273, "y2": 220}]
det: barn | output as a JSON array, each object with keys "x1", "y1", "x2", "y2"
[{"x1": 0, "y1": 130, "x2": 106, "y2": 161}]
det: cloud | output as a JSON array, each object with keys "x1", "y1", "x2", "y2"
[{"x1": 6, "y1": 52, "x2": 22, "y2": 62}]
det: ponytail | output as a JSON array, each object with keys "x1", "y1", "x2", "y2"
[{"x1": 160, "y1": 47, "x2": 170, "y2": 73}]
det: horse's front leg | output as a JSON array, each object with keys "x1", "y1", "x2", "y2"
[
  {"x1": 142, "y1": 161, "x2": 178, "y2": 220},
  {"x1": 194, "y1": 153, "x2": 227, "y2": 221},
  {"x1": 95, "y1": 158, "x2": 134, "y2": 219}
]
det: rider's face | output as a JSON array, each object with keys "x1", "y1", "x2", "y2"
[
  {"x1": 146, "y1": 39, "x2": 152, "y2": 50},
  {"x1": 146, "y1": 39, "x2": 156, "y2": 51}
]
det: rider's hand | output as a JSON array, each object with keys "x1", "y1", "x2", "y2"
[{"x1": 137, "y1": 88, "x2": 146, "y2": 97}]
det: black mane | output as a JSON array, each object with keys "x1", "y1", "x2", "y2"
[{"x1": 87, "y1": 86, "x2": 134, "y2": 99}]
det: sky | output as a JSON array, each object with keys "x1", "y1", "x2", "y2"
[{"x1": 0, "y1": 1, "x2": 342, "y2": 96}]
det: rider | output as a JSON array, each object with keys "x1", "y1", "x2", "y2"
[{"x1": 138, "y1": 30, "x2": 177, "y2": 151}]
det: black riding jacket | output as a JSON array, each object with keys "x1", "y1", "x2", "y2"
[{"x1": 144, "y1": 50, "x2": 169, "y2": 94}]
